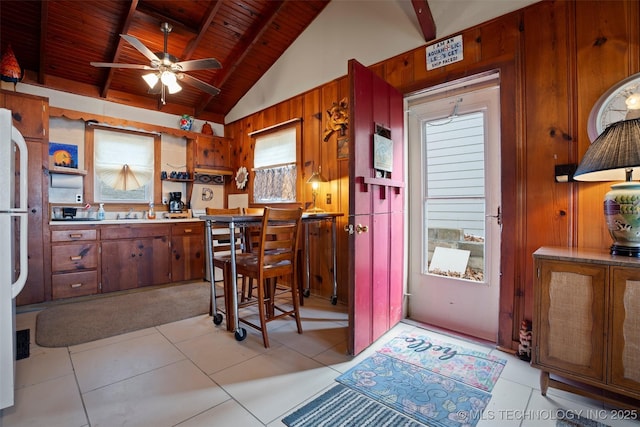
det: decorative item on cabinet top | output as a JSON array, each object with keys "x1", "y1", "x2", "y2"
[{"x1": 194, "y1": 168, "x2": 232, "y2": 185}]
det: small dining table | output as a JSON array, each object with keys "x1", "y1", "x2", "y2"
[{"x1": 201, "y1": 211, "x2": 343, "y2": 339}]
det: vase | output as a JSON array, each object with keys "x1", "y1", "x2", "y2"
[{"x1": 179, "y1": 115, "x2": 194, "y2": 131}]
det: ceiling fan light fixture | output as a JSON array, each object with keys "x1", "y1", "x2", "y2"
[
  {"x1": 160, "y1": 70, "x2": 177, "y2": 86},
  {"x1": 142, "y1": 72, "x2": 159, "y2": 89},
  {"x1": 167, "y1": 81, "x2": 182, "y2": 94}
]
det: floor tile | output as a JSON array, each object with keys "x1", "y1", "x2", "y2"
[
  {"x1": 210, "y1": 345, "x2": 337, "y2": 424},
  {"x1": 175, "y1": 327, "x2": 268, "y2": 374},
  {"x1": 71, "y1": 331, "x2": 185, "y2": 392},
  {"x1": 14, "y1": 345, "x2": 73, "y2": 388},
  {"x1": 1, "y1": 374, "x2": 86, "y2": 427},
  {"x1": 83, "y1": 359, "x2": 228, "y2": 427},
  {"x1": 175, "y1": 399, "x2": 263, "y2": 427}
]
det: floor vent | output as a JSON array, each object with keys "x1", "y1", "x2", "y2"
[{"x1": 16, "y1": 329, "x2": 30, "y2": 360}]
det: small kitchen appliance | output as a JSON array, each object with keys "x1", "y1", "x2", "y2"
[{"x1": 169, "y1": 192, "x2": 185, "y2": 213}]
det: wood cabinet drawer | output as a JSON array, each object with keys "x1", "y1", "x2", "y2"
[
  {"x1": 51, "y1": 228, "x2": 97, "y2": 242},
  {"x1": 101, "y1": 224, "x2": 171, "y2": 240},
  {"x1": 52, "y1": 271, "x2": 98, "y2": 299},
  {"x1": 172, "y1": 222, "x2": 204, "y2": 237},
  {"x1": 52, "y1": 243, "x2": 98, "y2": 272}
]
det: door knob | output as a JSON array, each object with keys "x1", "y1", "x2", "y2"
[
  {"x1": 356, "y1": 224, "x2": 369, "y2": 234},
  {"x1": 344, "y1": 224, "x2": 354, "y2": 235}
]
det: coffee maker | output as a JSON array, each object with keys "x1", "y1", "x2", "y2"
[{"x1": 169, "y1": 192, "x2": 185, "y2": 213}]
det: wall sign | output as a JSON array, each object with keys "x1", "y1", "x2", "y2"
[{"x1": 426, "y1": 35, "x2": 463, "y2": 71}]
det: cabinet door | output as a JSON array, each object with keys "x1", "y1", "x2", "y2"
[
  {"x1": 16, "y1": 140, "x2": 46, "y2": 305},
  {"x1": 101, "y1": 237, "x2": 170, "y2": 292},
  {"x1": 171, "y1": 223, "x2": 204, "y2": 282},
  {"x1": 194, "y1": 136, "x2": 231, "y2": 169},
  {"x1": 535, "y1": 259, "x2": 607, "y2": 382},
  {"x1": 609, "y1": 267, "x2": 640, "y2": 396},
  {"x1": 1, "y1": 90, "x2": 48, "y2": 140}
]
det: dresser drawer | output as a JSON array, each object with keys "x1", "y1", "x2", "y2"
[
  {"x1": 52, "y1": 243, "x2": 98, "y2": 272},
  {"x1": 51, "y1": 228, "x2": 97, "y2": 242},
  {"x1": 172, "y1": 222, "x2": 204, "y2": 237},
  {"x1": 52, "y1": 271, "x2": 98, "y2": 299}
]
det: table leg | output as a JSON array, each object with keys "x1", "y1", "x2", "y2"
[
  {"x1": 205, "y1": 220, "x2": 223, "y2": 325},
  {"x1": 304, "y1": 222, "x2": 311, "y2": 298}
]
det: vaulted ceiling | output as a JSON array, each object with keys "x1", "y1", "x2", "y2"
[{"x1": 0, "y1": 0, "x2": 337, "y2": 122}]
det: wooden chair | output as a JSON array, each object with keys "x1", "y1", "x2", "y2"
[
  {"x1": 206, "y1": 207, "x2": 243, "y2": 317},
  {"x1": 235, "y1": 207, "x2": 303, "y2": 347}
]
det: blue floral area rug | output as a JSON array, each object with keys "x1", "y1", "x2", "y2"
[
  {"x1": 336, "y1": 353, "x2": 492, "y2": 427},
  {"x1": 282, "y1": 383, "x2": 424, "y2": 427}
]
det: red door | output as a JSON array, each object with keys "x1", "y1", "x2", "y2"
[{"x1": 348, "y1": 59, "x2": 404, "y2": 355}]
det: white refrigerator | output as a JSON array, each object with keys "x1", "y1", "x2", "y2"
[{"x1": 0, "y1": 108, "x2": 29, "y2": 409}]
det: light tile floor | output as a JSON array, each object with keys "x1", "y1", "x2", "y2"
[{"x1": 1, "y1": 288, "x2": 639, "y2": 427}]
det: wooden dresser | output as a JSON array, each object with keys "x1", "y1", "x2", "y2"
[{"x1": 532, "y1": 247, "x2": 640, "y2": 409}]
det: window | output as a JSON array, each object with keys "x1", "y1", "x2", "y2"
[
  {"x1": 423, "y1": 111, "x2": 486, "y2": 281},
  {"x1": 251, "y1": 121, "x2": 300, "y2": 203},
  {"x1": 85, "y1": 124, "x2": 161, "y2": 203}
]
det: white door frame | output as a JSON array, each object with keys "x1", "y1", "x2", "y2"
[{"x1": 406, "y1": 73, "x2": 502, "y2": 342}]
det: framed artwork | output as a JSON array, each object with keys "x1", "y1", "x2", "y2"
[
  {"x1": 373, "y1": 133, "x2": 393, "y2": 172},
  {"x1": 49, "y1": 142, "x2": 78, "y2": 169}
]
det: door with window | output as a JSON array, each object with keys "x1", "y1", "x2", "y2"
[{"x1": 407, "y1": 76, "x2": 501, "y2": 342}]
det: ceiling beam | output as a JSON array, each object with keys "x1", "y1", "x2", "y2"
[
  {"x1": 181, "y1": 1, "x2": 224, "y2": 61},
  {"x1": 411, "y1": 0, "x2": 436, "y2": 42},
  {"x1": 100, "y1": 0, "x2": 140, "y2": 99},
  {"x1": 195, "y1": 0, "x2": 286, "y2": 115}
]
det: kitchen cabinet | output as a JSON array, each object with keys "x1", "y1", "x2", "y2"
[
  {"x1": 100, "y1": 224, "x2": 171, "y2": 293},
  {"x1": 170, "y1": 222, "x2": 205, "y2": 282},
  {"x1": 189, "y1": 135, "x2": 232, "y2": 170},
  {"x1": 1, "y1": 90, "x2": 49, "y2": 305},
  {"x1": 50, "y1": 227, "x2": 99, "y2": 299},
  {"x1": 533, "y1": 247, "x2": 640, "y2": 408}
]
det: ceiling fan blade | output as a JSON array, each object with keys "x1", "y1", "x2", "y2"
[
  {"x1": 177, "y1": 73, "x2": 221, "y2": 96},
  {"x1": 91, "y1": 62, "x2": 154, "y2": 70},
  {"x1": 121, "y1": 34, "x2": 160, "y2": 63},
  {"x1": 175, "y1": 58, "x2": 222, "y2": 72}
]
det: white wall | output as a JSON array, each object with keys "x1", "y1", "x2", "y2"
[{"x1": 226, "y1": 0, "x2": 540, "y2": 123}]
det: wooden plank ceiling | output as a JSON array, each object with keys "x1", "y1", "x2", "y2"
[{"x1": 0, "y1": 0, "x2": 332, "y2": 122}]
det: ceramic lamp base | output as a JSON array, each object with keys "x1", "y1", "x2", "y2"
[{"x1": 605, "y1": 182, "x2": 640, "y2": 257}]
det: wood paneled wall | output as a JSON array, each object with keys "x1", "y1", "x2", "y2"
[{"x1": 224, "y1": 0, "x2": 640, "y2": 350}]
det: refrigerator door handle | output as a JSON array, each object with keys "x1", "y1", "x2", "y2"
[
  {"x1": 11, "y1": 212, "x2": 28, "y2": 298},
  {"x1": 11, "y1": 125, "x2": 29, "y2": 298},
  {"x1": 12, "y1": 125, "x2": 28, "y2": 211}
]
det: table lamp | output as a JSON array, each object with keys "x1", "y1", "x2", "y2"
[
  {"x1": 306, "y1": 166, "x2": 328, "y2": 212},
  {"x1": 573, "y1": 118, "x2": 640, "y2": 256}
]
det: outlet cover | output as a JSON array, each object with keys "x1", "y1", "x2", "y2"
[{"x1": 75, "y1": 194, "x2": 83, "y2": 203}]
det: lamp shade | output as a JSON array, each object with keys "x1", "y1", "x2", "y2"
[
  {"x1": 306, "y1": 170, "x2": 328, "y2": 184},
  {"x1": 574, "y1": 118, "x2": 640, "y2": 182}
]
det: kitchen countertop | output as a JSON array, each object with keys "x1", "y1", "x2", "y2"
[{"x1": 49, "y1": 217, "x2": 202, "y2": 226}]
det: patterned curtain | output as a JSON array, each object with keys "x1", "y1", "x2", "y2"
[{"x1": 253, "y1": 164, "x2": 297, "y2": 202}]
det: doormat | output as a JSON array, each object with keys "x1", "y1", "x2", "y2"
[
  {"x1": 282, "y1": 383, "x2": 424, "y2": 427},
  {"x1": 36, "y1": 282, "x2": 210, "y2": 347},
  {"x1": 556, "y1": 411, "x2": 610, "y2": 427},
  {"x1": 377, "y1": 332, "x2": 506, "y2": 392},
  {"x1": 336, "y1": 352, "x2": 492, "y2": 427},
  {"x1": 283, "y1": 333, "x2": 507, "y2": 427}
]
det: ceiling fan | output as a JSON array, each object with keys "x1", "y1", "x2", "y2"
[{"x1": 91, "y1": 22, "x2": 222, "y2": 105}]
